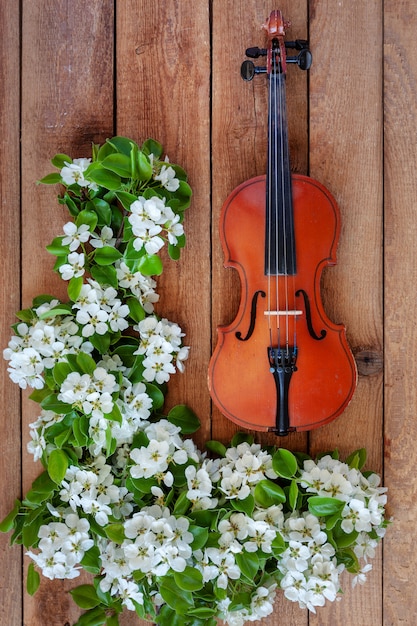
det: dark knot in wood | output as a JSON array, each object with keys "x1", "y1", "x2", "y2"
[{"x1": 354, "y1": 349, "x2": 383, "y2": 376}]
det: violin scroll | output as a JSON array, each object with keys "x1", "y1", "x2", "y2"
[{"x1": 241, "y1": 11, "x2": 311, "y2": 80}]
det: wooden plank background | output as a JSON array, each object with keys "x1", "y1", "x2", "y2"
[{"x1": 0, "y1": 1, "x2": 415, "y2": 624}]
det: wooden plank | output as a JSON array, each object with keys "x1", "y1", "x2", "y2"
[
  {"x1": 20, "y1": 1, "x2": 114, "y2": 624},
  {"x1": 308, "y1": 1, "x2": 383, "y2": 624},
  {"x1": 211, "y1": 2, "x2": 309, "y2": 624},
  {"x1": 0, "y1": 1, "x2": 23, "y2": 624},
  {"x1": 116, "y1": 1, "x2": 211, "y2": 624},
  {"x1": 116, "y1": 0, "x2": 212, "y2": 454},
  {"x1": 383, "y1": 1, "x2": 417, "y2": 623}
]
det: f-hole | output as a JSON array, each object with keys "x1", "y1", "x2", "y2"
[
  {"x1": 296, "y1": 289, "x2": 327, "y2": 340},
  {"x1": 236, "y1": 290, "x2": 266, "y2": 341}
]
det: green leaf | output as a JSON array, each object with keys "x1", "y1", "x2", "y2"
[
  {"x1": 51, "y1": 153, "x2": 72, "y2": 168},
  {"x1": 308, "y1": 496, "x2": 345, "y2": 517},
  {"x1": 90, "y1": 264, "x2": 118, "y2": 289},
  {"x1": 271, "y1": 532, "x2": 286, "y2": 557},
  {"x1": 167, "y1": 405, "x2": 200, "y2": 434},
  {"x1": 272, "y1": 448, "x2": 298, "y2": 479},
  {"x1": 172, "y1": 490, "x2": 190, "y2": 516},
  {"x1": 28, "y1": 387, "x2": 51, "y2": 403},
  {"x1": 141, "y1": 138, "x2": 163, "y2": 158},
  {"x1": 145, "y1": 383, "x2": 165, "y2": 409},
  {"x1": 189, "y1": 525, "x2": 209, "y2": 551},
  {"x1": 127, "y1": 297, "x2": 146, "y2": 323},
  {"x1": 73, "y1": 416, "x2": 90, "y2": 447},
  {"x1": 70, "y1": 584, "x2": 101, "y2": 610},
  {"x1": 115, "y1": 191, "x2": 138, "y2": 211},
  {"x1": 63, "y1": 192, "x2": 80, "y2": 217},
  {"x1": 205, "y1": 440, "x2": 227, "y2": 458},
  {"x1": 73, "y1": 607, "x2": 107, "y2": 626},
  {"x1": 102, "y1": 153, "x2": 132, "y2": 177},
  {"x1": 38, "y1": 304, "x2": 73, "y2": 319},
  {"x1": 336, "y1": 548, "x2": 360, "y2": 573},
  {"x1": 52, "y1": 361, "x2": 73, "y2": 387},
  {"x1": 68, "y1": 275, "x2": 84, "y2": 301},
  {"x1": 230, "y1": 432, "x2": 254, "y2": 447},
  {"x1": 15, "y1": 307, "x2": 35, "y2": 322},
  {"x1": 334, "y1": 527, "x2": 359, "y2": 548},
  {"x1": 136, "y1": 151, "x2": 153, "y2": 181},
  {"x1": 94, "y1": 245, "x2": 123, "y2": 266},
  {"x1": 27, "y1": 562, "x2": 41, "y2": 596},
  {"x1": 30, "y1": 471, "x2": 57, "y2": 496},
  {"x1": 137, "y1": 253, "x2": 163, "y2": 276},
  {"x1": 289, "y1": 479, "x2": 299, "y2": 510},
  {"x1": 0, "y1": 499, "x2": 21, "y2": 533},
  {"x1": 129, "y1": 476, "x2": 158, "y2": 494},
  {"x1": 90, "y1": 333, "x2": 111, "y2": 354},
  {"x1": 90, "y1": 198, "x2": 112, "y2": 226},
  {"x1": 54, "y1": 426, "x2": 71, "y2": 449},
  {"x1": 77, "y1": 352, "x2": 97, "y2": 375},
  {"x1": 22, "y1": 507, "x2": 46, "y2": 547},
  {"x1": 174, "y1": 566, "x2": 203, "y2": 592},
  {"x1": 231, "y1": 494, "x2": 255, "y2": 516},
  {"x1": 235, "y1": 551, "x2": 259, "y2": 582},
  {"x1": 104, "y1": 523, "x2": 125, "y2": 544},
  {"x1": 168, "y1": 243, "x2": 181, "y2": 261},
  {"x1": 105, "y1": 402, "x2": 122, "y2": 424},
  {"x1": 253, "y1": 479, "x2": 286, "y2": 507},
  {"x1": 38, "y1": 172, "x2": 62, "y2": 185},
  {"x1": 47, "y1": 448, "x2": 69, "y2": 484},
  {"x1": 346, "y1": 448, "x2": 367, "y2": 470},
  {"x1": 97, "y1": 141, "x2": 116, "y2": 160},
  {"x1": 159, "y1": 576, "x2": 194, "y2": 614},
  {"x1": 40, "y1": 393, "x2": 72, "y2": 414},
  {"x1": 106, "y1": 136, "x2": 136, "y2": 156},
  {"x1": 86, "y1": 167, "x2": 122, "y2": 191},
  {"x1": 76, "y1": 209, "x2": 98, "y2": 230},
  {"x1": 46, "y1": 236, "x2": 69, "y2": 256}
]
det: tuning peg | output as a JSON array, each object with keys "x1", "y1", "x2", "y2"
[
  {"x1": 245, "y1": 47, "x2": 267, "y2": 58},
  {"x1": 285, "y1": 39, "x2": 309, "y2": 50},
  {"x1": 287, "y1": 49, "x2": 312, "y2": 70},
  {"x1": 240, "y1": 60, "x2": 267, "y2": 81}
]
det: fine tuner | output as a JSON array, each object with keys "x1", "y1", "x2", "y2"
[{"x1": 241, "y1": 40, "x2": 312, "y2": 81}]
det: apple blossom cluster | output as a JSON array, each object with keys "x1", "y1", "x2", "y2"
[
  {"x1": 21, "y1": 436, "x2": 388, "y2": 624},
  {"x1": 128, "y1": 195, "x2": 184, "y2": 255},
  {"x1": 3, "y1": 299, "x2": 94, "y2": 390},
  {"x1": 26, "y1": 509, "x2": 94, "y2": 581}
]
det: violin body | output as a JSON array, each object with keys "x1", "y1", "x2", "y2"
[
  {"x1": 208, "y1": 173, "x2": 357, "y2": 432},
  {"x1": 208, "y1": 10, "x2": 357, "y2": 434}
]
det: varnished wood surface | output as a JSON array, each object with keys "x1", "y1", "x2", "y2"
[{"x1": 0, "y1": 1, "x2": 415, "y2": 624}]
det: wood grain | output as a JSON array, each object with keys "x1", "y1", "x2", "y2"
[
  {"x1": 0, "y1": 1, "x2": 23, "y2": 623},
  {"x1": 20, "y1": 1, "x2": 114, "y2": 624},
  {"x1": 384, "y1": 0, "x2": 417, "y2": 623},
  {"x1": 116, "y1": 0, "x2": 212, "y2": 453},
  {"x1": 116, "y1": 1, "x2": 211, "y2": 624},
  {"x1": 308, "y1": 2, "x2": 384, "y2": 624},
  {"x1": 2, "y1": 0, "x2": 417, "y2": 624}
]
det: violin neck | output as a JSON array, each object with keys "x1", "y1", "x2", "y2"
[{"x1": 265, "y1": 70, "x2": 296, "y2": 276}]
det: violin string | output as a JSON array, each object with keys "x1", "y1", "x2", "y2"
[
  {"x1": 267, "y1": 52, "x2": 272, "y2": 349},
  {"x1": 273, "y1": 50, "x2": 281, "y2": 354},
  {"x1": 277, "y1": 47, "x2": 290, "y2": 358}
]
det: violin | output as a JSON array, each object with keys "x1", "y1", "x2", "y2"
[{"x1": 208, "y1": 10, "x2": 357, "y2": 435}]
